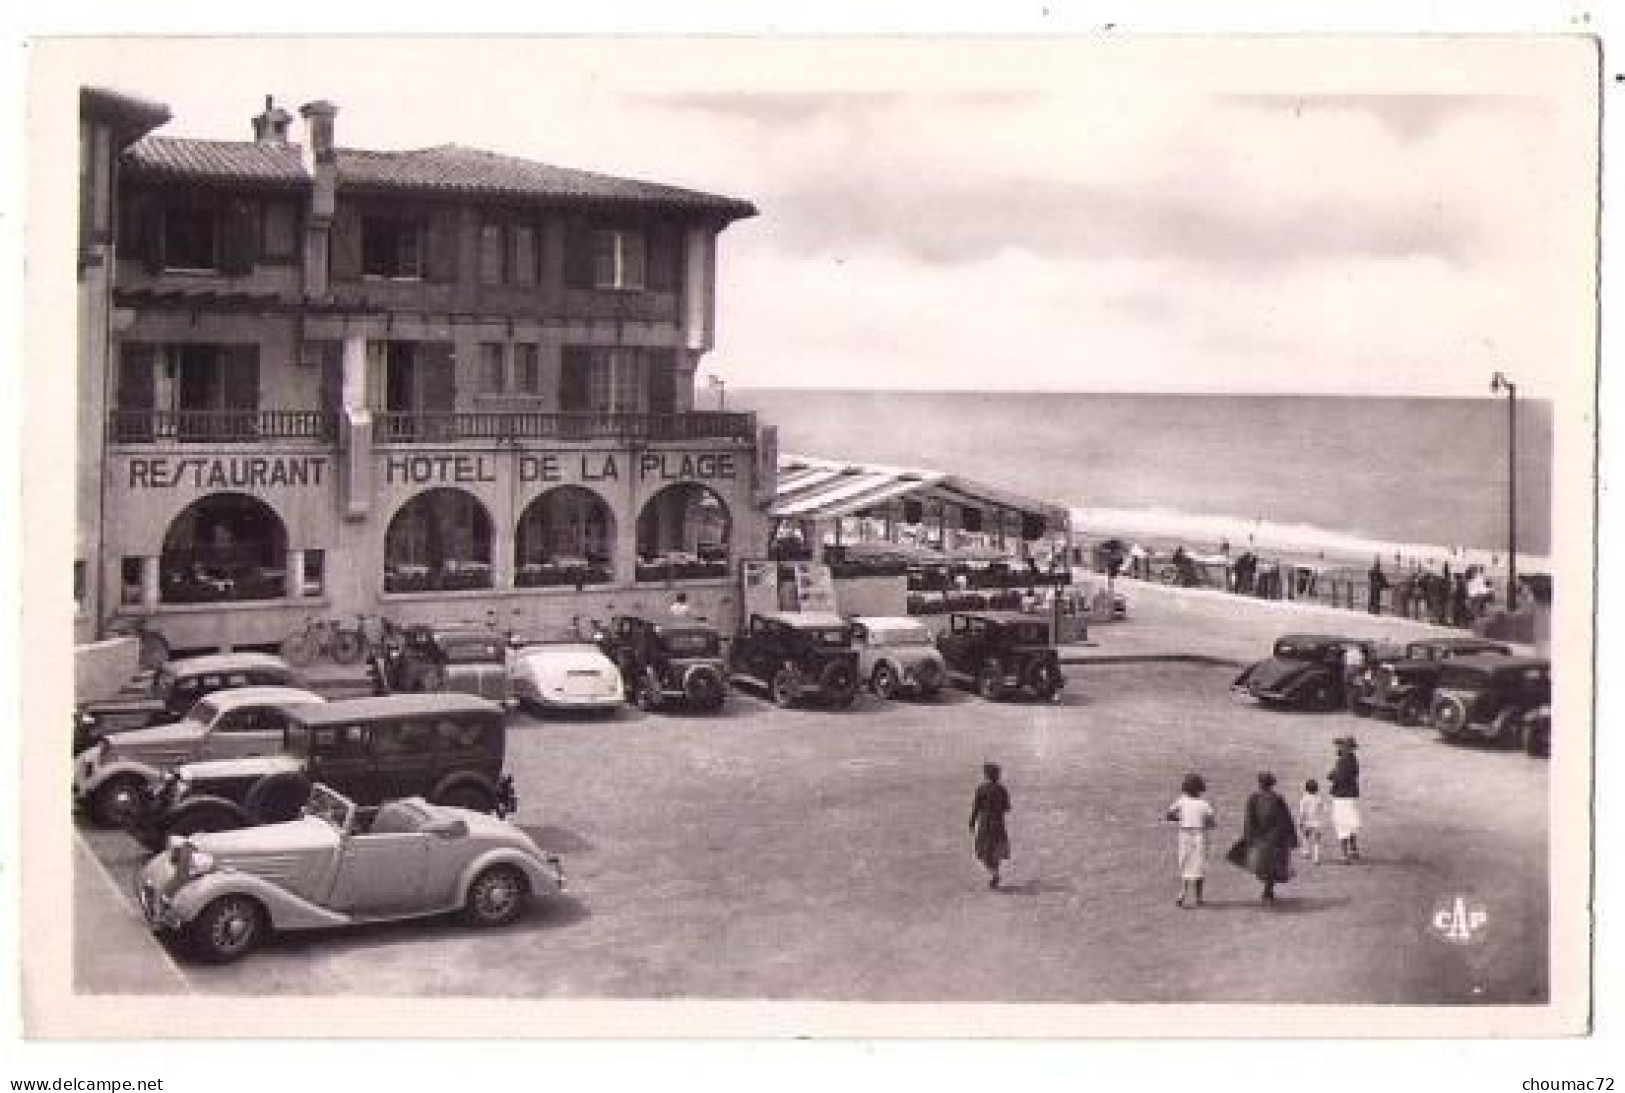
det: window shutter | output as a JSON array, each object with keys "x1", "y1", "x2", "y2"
[
  {"x1": 648, "y1": 351, "x2": 677, "y2": 413},
  {"x1": 563, "y1": 219, "x2": 593, "y2": 288},
  {"x1": 221, "y1": 345, "x2": 260, "y2": 410},
  {"x1": 364, "y1": 341, "x2": 387, "y2": 409},
  {"x1": 143, "y1": 201, "x2": 166, "y2": 274},
  {"x1": 648, "y1": 225, "x2": 682, "y2": 292},
  {"x1": 330, "y1": 202, "x2": 363, "y2": 281},
  {"x1": 422, "y1": 342, "x2": 456, "y2": 406},
  {"x1": 118, "y1": 190, "x2": 150, "y2": 263},
  {"x1": 220, "y1": 198, "x2": 259, "y2": 275},
  {"x1": 560, "y1": 346, "x2": 591, "y2": 410},
  {"x1": 116, "y1": 343, "x2": 157, "y2": 410},
  {"x1": 425, "y1": 208, "x2": 457, "y2": 282}
]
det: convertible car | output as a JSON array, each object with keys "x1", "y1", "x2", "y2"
[{"x1": 136, "y1": 783, "x2": 565, "y2": 963}]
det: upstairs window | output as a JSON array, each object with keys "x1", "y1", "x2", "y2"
[
  {"x1": 477, "y1": 343, "x2": 506, "y2": 394},
  {"x1": 362, "y1": 216, "x2": 424, "y2": 279},
  {"x1": 163, "y1": 208, "x2": 220, "y2": 271},
  {"x1": 260, "y1": 200, "x2": 299, "y2": 261},
  {"x1": 591, "y1": 229, "x2": 646, "y2": 290},
  {"x1": 513, "y1": 344, "x2": 541, "y2": 395}
]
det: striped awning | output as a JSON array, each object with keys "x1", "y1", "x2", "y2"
[{"x1": 771, "y1": 454, "x2": 1068, "y2": 531}]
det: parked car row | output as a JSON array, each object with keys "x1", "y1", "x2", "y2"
[{"x1": 1231, "y1": 632, "x2": 1550, "y2": 756}]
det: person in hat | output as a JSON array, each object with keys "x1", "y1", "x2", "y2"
[
  {"x1": 1238, "y1": 771, "x2": 1299, "y2": 902},
  {"x1": 1328, "y1": 736, "x2": 1362, "y2": 862},
  {"x1": 1165, "y1": 773, "x2": 1217, "y2": 908},
  {"x1": 968, "y1": 762, "x2": 1012, "y2": 889}
]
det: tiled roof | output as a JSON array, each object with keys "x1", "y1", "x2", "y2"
[
  {"x1": 124, "y1": 137, "x2": 308, "y2": 187},
  {"x1": 81, "y1": 87, "x2": 172, "y2": 144},
  {"x1": 335, "y1": 144, "x2": 757, "y2": 218},
  {"x1": 123, "y1": 136, "x2": 756, "y2": 218}
]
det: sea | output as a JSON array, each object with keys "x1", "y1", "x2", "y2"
[{"x1": 731, "y1": 390, "x2": 1555, "y2": 569}]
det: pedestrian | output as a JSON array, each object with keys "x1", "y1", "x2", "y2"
[
  {"x1": 969, "y1": 762, "x2": 1012, "y2": 889},
  {"x1": 1367, "y1": 557, "x2": 1389, "y2": 615},
  {"x1": 1297, "y1": 778, "x2": 1329, "y2": 865},
  {"x1": 1165, "y1": 773, "x2": 1217, "y2": 908},
  {"x1": 1451, "y1": 573, "x2": 1471, "y2": 628},
  {"x1": 1341, "y1": 641, "x2": 1367, "y2": 699},
  {"x1": 1328, "y1": 736, "x2": 1362, "y2": 862},
  {"x1": 668, "y1": 591, "x2": 692, "y2": 617},
  {"x1": 1233, "y1": 771, "x2": 1299, "y2": 903}
]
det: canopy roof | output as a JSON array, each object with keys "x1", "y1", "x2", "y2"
[{"x1": 771, "y1": 454, "x2": 1070, "y2": 530}]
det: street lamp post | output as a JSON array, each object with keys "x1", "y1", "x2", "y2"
[
  {"x1": 1490, "y1": 371, "x2": 1517, "y2": 611},
  {"x1": 706, "y1": 374, "x2": 727, "y2": 411}
]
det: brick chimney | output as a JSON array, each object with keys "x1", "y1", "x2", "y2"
[{"x1": 251, "y1": 94, "x2": 293, "y2": 143}]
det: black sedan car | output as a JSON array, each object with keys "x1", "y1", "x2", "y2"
[{"x1": 1232, "y1": 634, "x2": 1380, "y2": 711}]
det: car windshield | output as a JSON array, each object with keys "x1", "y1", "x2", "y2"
[
  {"x1": 663, "y1": 630, "x2": 720, "y2": 656},
  {"x1": 1273, "y1": 639, "x2": 1329, "y2": 661},
  {"x1": 439, "y1": 636, "x2": 505, "y2": 664},
  {"x1": 800, "y1": 627, "x2": 851, "y2": 647},
  {"x1": 303, "y1": 783, "x2": 355, "y2": 831},
  {"x1": 186, "y1": 697, "x2": 223, "y2": 724},
  {"x1": 870, "y1": 625, "x2": 934, "y2": 647},
  {"x1": 1004, "y1": 622, "x2": 1050, "y2": 645}
]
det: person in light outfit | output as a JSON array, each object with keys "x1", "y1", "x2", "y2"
[
  {"x1": 1165, "y1": 773, "x2": 1217, "y2": 908},
  {"x1": 1298, "y1": 778, "x2": 1330, "y2": 865},
  {"x1": 1328, "y1": 736, "x2": 1362, "y2": 862}
]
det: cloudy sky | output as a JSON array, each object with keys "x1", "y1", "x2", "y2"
[{"x1": 33, "y1": 36, "x2": 1597, "y2": 395}]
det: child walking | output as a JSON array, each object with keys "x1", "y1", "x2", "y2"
[
  {"x1": 1298, "y1": 778, "x2": 1329, "y2": 864},
  {"x1": 1165, "y1": 773, "x2": 1217, "y2": 908}
]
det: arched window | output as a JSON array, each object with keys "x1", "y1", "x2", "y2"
[
  {"x1": 160, "y1": 493, "x2": 289, "y2": 603},
  {"x1": 514, "y1": 487, "x2": 615, "y2": 587},
  {"x1": 384, "y1": 488, "x2": 494, "y2": 592},
  {"x1": 636, "y1": 484, "x2": 731, "y2": 581}
]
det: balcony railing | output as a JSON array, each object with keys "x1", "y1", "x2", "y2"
[
  {"x1": 108, "y1": 410, "x2": 339, "y2": 444},
  {"x1": 376, "y1": 411, "x2": 757, "y2": 444}
]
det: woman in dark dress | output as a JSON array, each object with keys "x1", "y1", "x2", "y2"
[
  {"x1": 1240, "y1": 771, "x2": 1299, "y2": 902},
  {"x1": 969, "y1": 762, "x2": 1012, "y2": 889}
]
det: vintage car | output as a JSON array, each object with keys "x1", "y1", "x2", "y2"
[
  {"x1": 1231, "y1": 634, "x2": 1379, "y2": 711},
  {"x1": 508, "y1": 642, "x2": 625, "y2": 714},
  {"x1": 133, "y1": 693, "x2": 516, "y2": 849},
  {"x1": 136, "y1": 783, "x2": 565, "y2": 963},
  {"x1": 936, "y1": 611, "x2": 1064, "y2": 701},
  {"x1": 850, "y1": 616, "x2": 946, "y2": 700},
  {"x1": 729, "y1": 611, "x2": 860, "y2": 709},
  {"x1": 1430, "y1": 655, "x2": 1551, "y2": 747},
  {"x1": 74, "y1": 686, "x2": 326, "y2": 827},
  {"x1": 1349, "y1": 637, "x2": 1514, "y2": 723},
  {"x1": 74, "y1": 651, "x2": 303, "y2": 753},
  {"x1": 381, "y1": 624, "x2": 512, "y2": 704},
  {"x1": 598, "y1": 615, "x2": 729, "y2": 712}
]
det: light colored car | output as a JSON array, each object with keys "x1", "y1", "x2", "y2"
[
  {"x1": 507, "y1": 642, "x2": 624, "y2": 714},
  {"x1": 136, "y1": 783, "x2": 565, "y2": 963},
  {"x1": 850, "y1": 616, "x2": 946, "y2": 700},
  {"x1": 74, "y1": 686, "x2": 326, "y2": 828}
]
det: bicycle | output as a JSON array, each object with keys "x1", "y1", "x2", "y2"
[
  {"x1": 279, "y1": 615, "x2": 367, "y2": 668},
  {"x1": 105, "y1": 613, "x2": 172, "y2": 673}
]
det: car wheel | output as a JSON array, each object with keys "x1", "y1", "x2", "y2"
[
  {"x1": 1433, "y1": 695, "x2": 1468, "y2": 738},
  {"x1": 462, "y1": 865, "x2": 528, "y2": 927},
  {"x1": 183, "y1": 895, "x2": 266, "y2": 964},
  {"x1": 871, "y1": 663, "x2": 899, "y2": 700},
  {"x1": 977, "y1": 659, "x2": 1004, "y2": 701},
  {"x1": 770, "y1": 666, "x2": 800, "y2": 708},
  {"x1": 1491, "y1": 707, "x2": 1522, "y2": 747},
  {"x1": 1301, "y1": 682, "x2": 1334, "y2": 711},
  {"x1": 684, "y1": 668, "x2": 724, "y2": 710},
  {"x1": 89, "y1": 775, "x2": 146, "y2": 828},
  {"x1": 1396, "y1": 695, "x2": 1427, "y2": 728},
  {"x1": 1029, "y1": 663, "x2": 1060, "y2": 701},
  {"x1": 1521, "y1": 718, "x2": 1547, "y2": 757},
  {"x1": 436, "y1": 784, "x2": 496, "y2": 813}
]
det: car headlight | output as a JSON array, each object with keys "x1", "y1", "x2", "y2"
[{"x1": 165, "y1": 840, "x2": 215, "y2": 878}]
